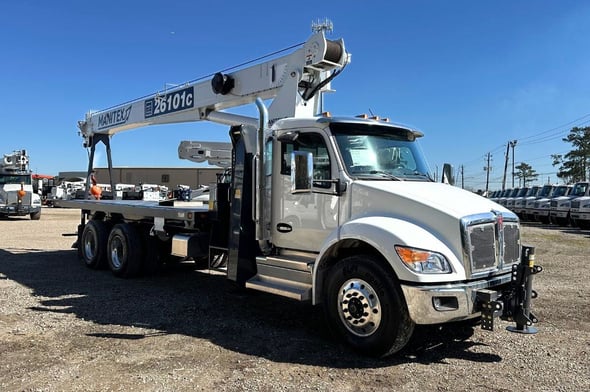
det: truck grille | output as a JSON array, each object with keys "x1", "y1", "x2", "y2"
[
  {"x1": 550, "y1": 200, "x2": 558, "y2": 207},
  {"x1": 3, "y1": 190, "x2": 32, "y2": 205},
  {"x1": 571, "y1": 201, "x2": 580, "y2": 208},
  {"x1": 462, "y1": 212, "x2": 520, "y2": 278},
  {"x1": 467, "y1": 222, "x2": 497, "y2": 271}
]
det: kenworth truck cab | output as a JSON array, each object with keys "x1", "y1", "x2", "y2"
[
  {"x1": 58, "y1": 26, "x2": 540, "y2": 357},
  {"x1": 0, "y1": 150, "x2": 42, "y2": 220}
]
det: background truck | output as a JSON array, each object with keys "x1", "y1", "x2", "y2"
[
  {"x1": 0, "y1": 150, "x2": 42, "y2": 220},
  {"x1": 532, "y1": 184, "x2": 571, "y2": 224},
  {"x1": 569, "y1": 182, "x2": 590, "y2": 229},
  {"x1": 58, "y1": 26, "x2": 540, "y2": 357},
  {"x1": 523, "y1": 184, "x2": 554, "y2": 221},
  {"x1": 550, "y1": 181, "x2": 589, "y2": 226}
]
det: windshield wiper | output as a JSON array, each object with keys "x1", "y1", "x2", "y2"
[
  {"x1": 410, "y1": 172, "x2": 434, "y2": 181},
  {"x1": 368, "y1": 170, "x2": 402, "y2": 181},
  {"x1": 349, "y1": 170, "x2": 402, "y2": 181}
]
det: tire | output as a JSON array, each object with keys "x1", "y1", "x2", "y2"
[
  {"x1": 323, "y1": 255, "x2": 415, "y2": 357},
  {"x1": 555, "y1": 217, "x2": 568, "y2": 227},
  {"x1": 30, "y1": 210, "x2": 41, "y2": 220},
  {"x1": 107, "y1": 223, "x2": 143, "y2": 278},
  {"x1": 80, "y1": 220, "x2": 109, "y2": 269}
]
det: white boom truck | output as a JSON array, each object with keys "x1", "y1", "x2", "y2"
[
  {"x1": 58, "y1": 27, "x2": 541, "y2": 357},
  {"x1": 0, "y1": 150, "x2": 42, "y2": 220}
]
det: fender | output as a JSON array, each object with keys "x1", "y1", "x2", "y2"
[{"x1": 312, "y1": 216, "x2": 465, "y2": 305}]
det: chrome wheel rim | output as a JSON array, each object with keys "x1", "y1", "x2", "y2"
[
  {"x1": 110, "y1": 236, "x2": 124, "y2": 269},
  {"x1": 337, "y1": 278, "x2": 382, "y2": 337}
]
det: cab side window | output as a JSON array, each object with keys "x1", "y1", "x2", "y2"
[{"x1": 280, "y1": 133, "x2": 331, "y2": 189}]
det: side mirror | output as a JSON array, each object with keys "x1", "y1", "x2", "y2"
[
  {"x1": 442, "y1": 163, "x2": 455, "y2": 185},
  {"x1": 291, "y1": 151, "x2": 313, "y2": 193}
]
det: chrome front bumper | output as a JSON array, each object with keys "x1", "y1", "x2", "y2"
[
  {"x1": 400, "y1": 273, "x2": 513, "y2": 325},
  {"x1": 0, "y1": 205, "x2": 39, "y2": 216}
]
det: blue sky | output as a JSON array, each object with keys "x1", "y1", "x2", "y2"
[{"x1": 2, "y1": 1, "x2": 589, "y2": 191}]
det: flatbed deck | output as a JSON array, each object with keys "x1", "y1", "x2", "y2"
[{"x1": 55, "y1": 198, "x2": 209, "y2": 223}]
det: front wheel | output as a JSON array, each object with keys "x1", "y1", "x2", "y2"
[
  {"x1": 30, "y1": 210, "x2": 41, "y2": 220},
  {"x1": 323, "y1": 255, "x2": 415, "y2": 357},
  {"x1": 578, "y1": 220, "x2": 590, "y2": 230}
]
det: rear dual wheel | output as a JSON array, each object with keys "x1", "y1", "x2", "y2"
[
  {"x1": 107, "y1": 223, "x2": 143, "y2": 278},
  {"x1": 80, "y1": 220, "x2": 109, "y2": 269}
]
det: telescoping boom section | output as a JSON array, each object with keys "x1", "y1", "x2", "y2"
[{"x1": 78, "y1": 30, "x2": 348, "y2": 147}]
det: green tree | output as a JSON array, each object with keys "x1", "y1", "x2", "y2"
[
  {"x1": 552, "y1": 126, "x2": 590, "y2": 182},
  {"x1": 515, "y1": 162, "x2": 538, "y2": 187}
]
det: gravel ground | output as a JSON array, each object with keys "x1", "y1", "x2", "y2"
[{"x1": 0, "y1": 207, "x2": 589, "y2": 391}]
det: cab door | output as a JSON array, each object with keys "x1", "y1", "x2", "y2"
[{"x1": 270, "y1": 130, "x2": 340, "y2": 252}]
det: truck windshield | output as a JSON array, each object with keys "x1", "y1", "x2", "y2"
[
  {"x1": 0, "y1": 174, "x2": 31, "y2": 185},
  {"x1": 330, "y1": 123, "x2": 432, "y2": 181},
  {"x1": 571, "y1": 183, "x2": 588, "y2": 197},
  {"x1": 552, "y1": 186, "x2": 569, "y2": 197}
]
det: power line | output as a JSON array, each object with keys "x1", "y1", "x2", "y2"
[
  {"x1": 457, "y1": 113, "x2": 590, "y2": 170},
  {"x1": 518, "y1": 113, "x2": 590, "y2": 143}
]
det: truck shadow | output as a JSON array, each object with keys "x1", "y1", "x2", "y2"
[{"x1": 0, "y1": 248, "x2": 501, "y2": 368}]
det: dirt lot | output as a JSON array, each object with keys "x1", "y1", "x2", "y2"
[{"x1": 0, "y1": 208, "x2": 588, "y2": 391}]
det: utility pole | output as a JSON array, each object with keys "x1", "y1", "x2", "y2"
[
  {"x1": 462, "y1": 165, "x2": 465, "y2": 189},
  {"x1": 502, "y1": 142, "x2": 510, "y2": 191},
  {"x1": 510, "y1": 140, "x2": 517, "y2": 188},
  {"x1": 484, "y1": 153, "x2": 492, "y2": 195}
]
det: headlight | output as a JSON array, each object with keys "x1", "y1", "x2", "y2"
[
  {"x1": 583, "y1": 203, "x2": 590, "y2": 209},
  {"x1": 559, "y1": 203, "x2": 570, "y2": 208},
  {"x1": 395, "y1": 246, "x2": 452, "y2": 274}
]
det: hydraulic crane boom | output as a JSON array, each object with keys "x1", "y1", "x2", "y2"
[{"x1": 78, "y1": 30, "x2": 348, "y2": 148}]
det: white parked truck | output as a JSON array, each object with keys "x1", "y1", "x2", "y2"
[
  {"x1": 532, "y1": 184, "x2": 570, "y2": 224},
  {"x1": 569, "y1": 182, "x2": 590, "y2": 230},
  {"x1": 523, "y1": 184, "x2": 554, "y2": 221},
  {"x1": 57, "y1": 27, "x2": 541, "y2": 357},
  {"x1": 0, "y1": 150, "x2": 42, "y2": 220},
  {"x1": 550, "y1": 182, "x2": 589, "y2": 226}
]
